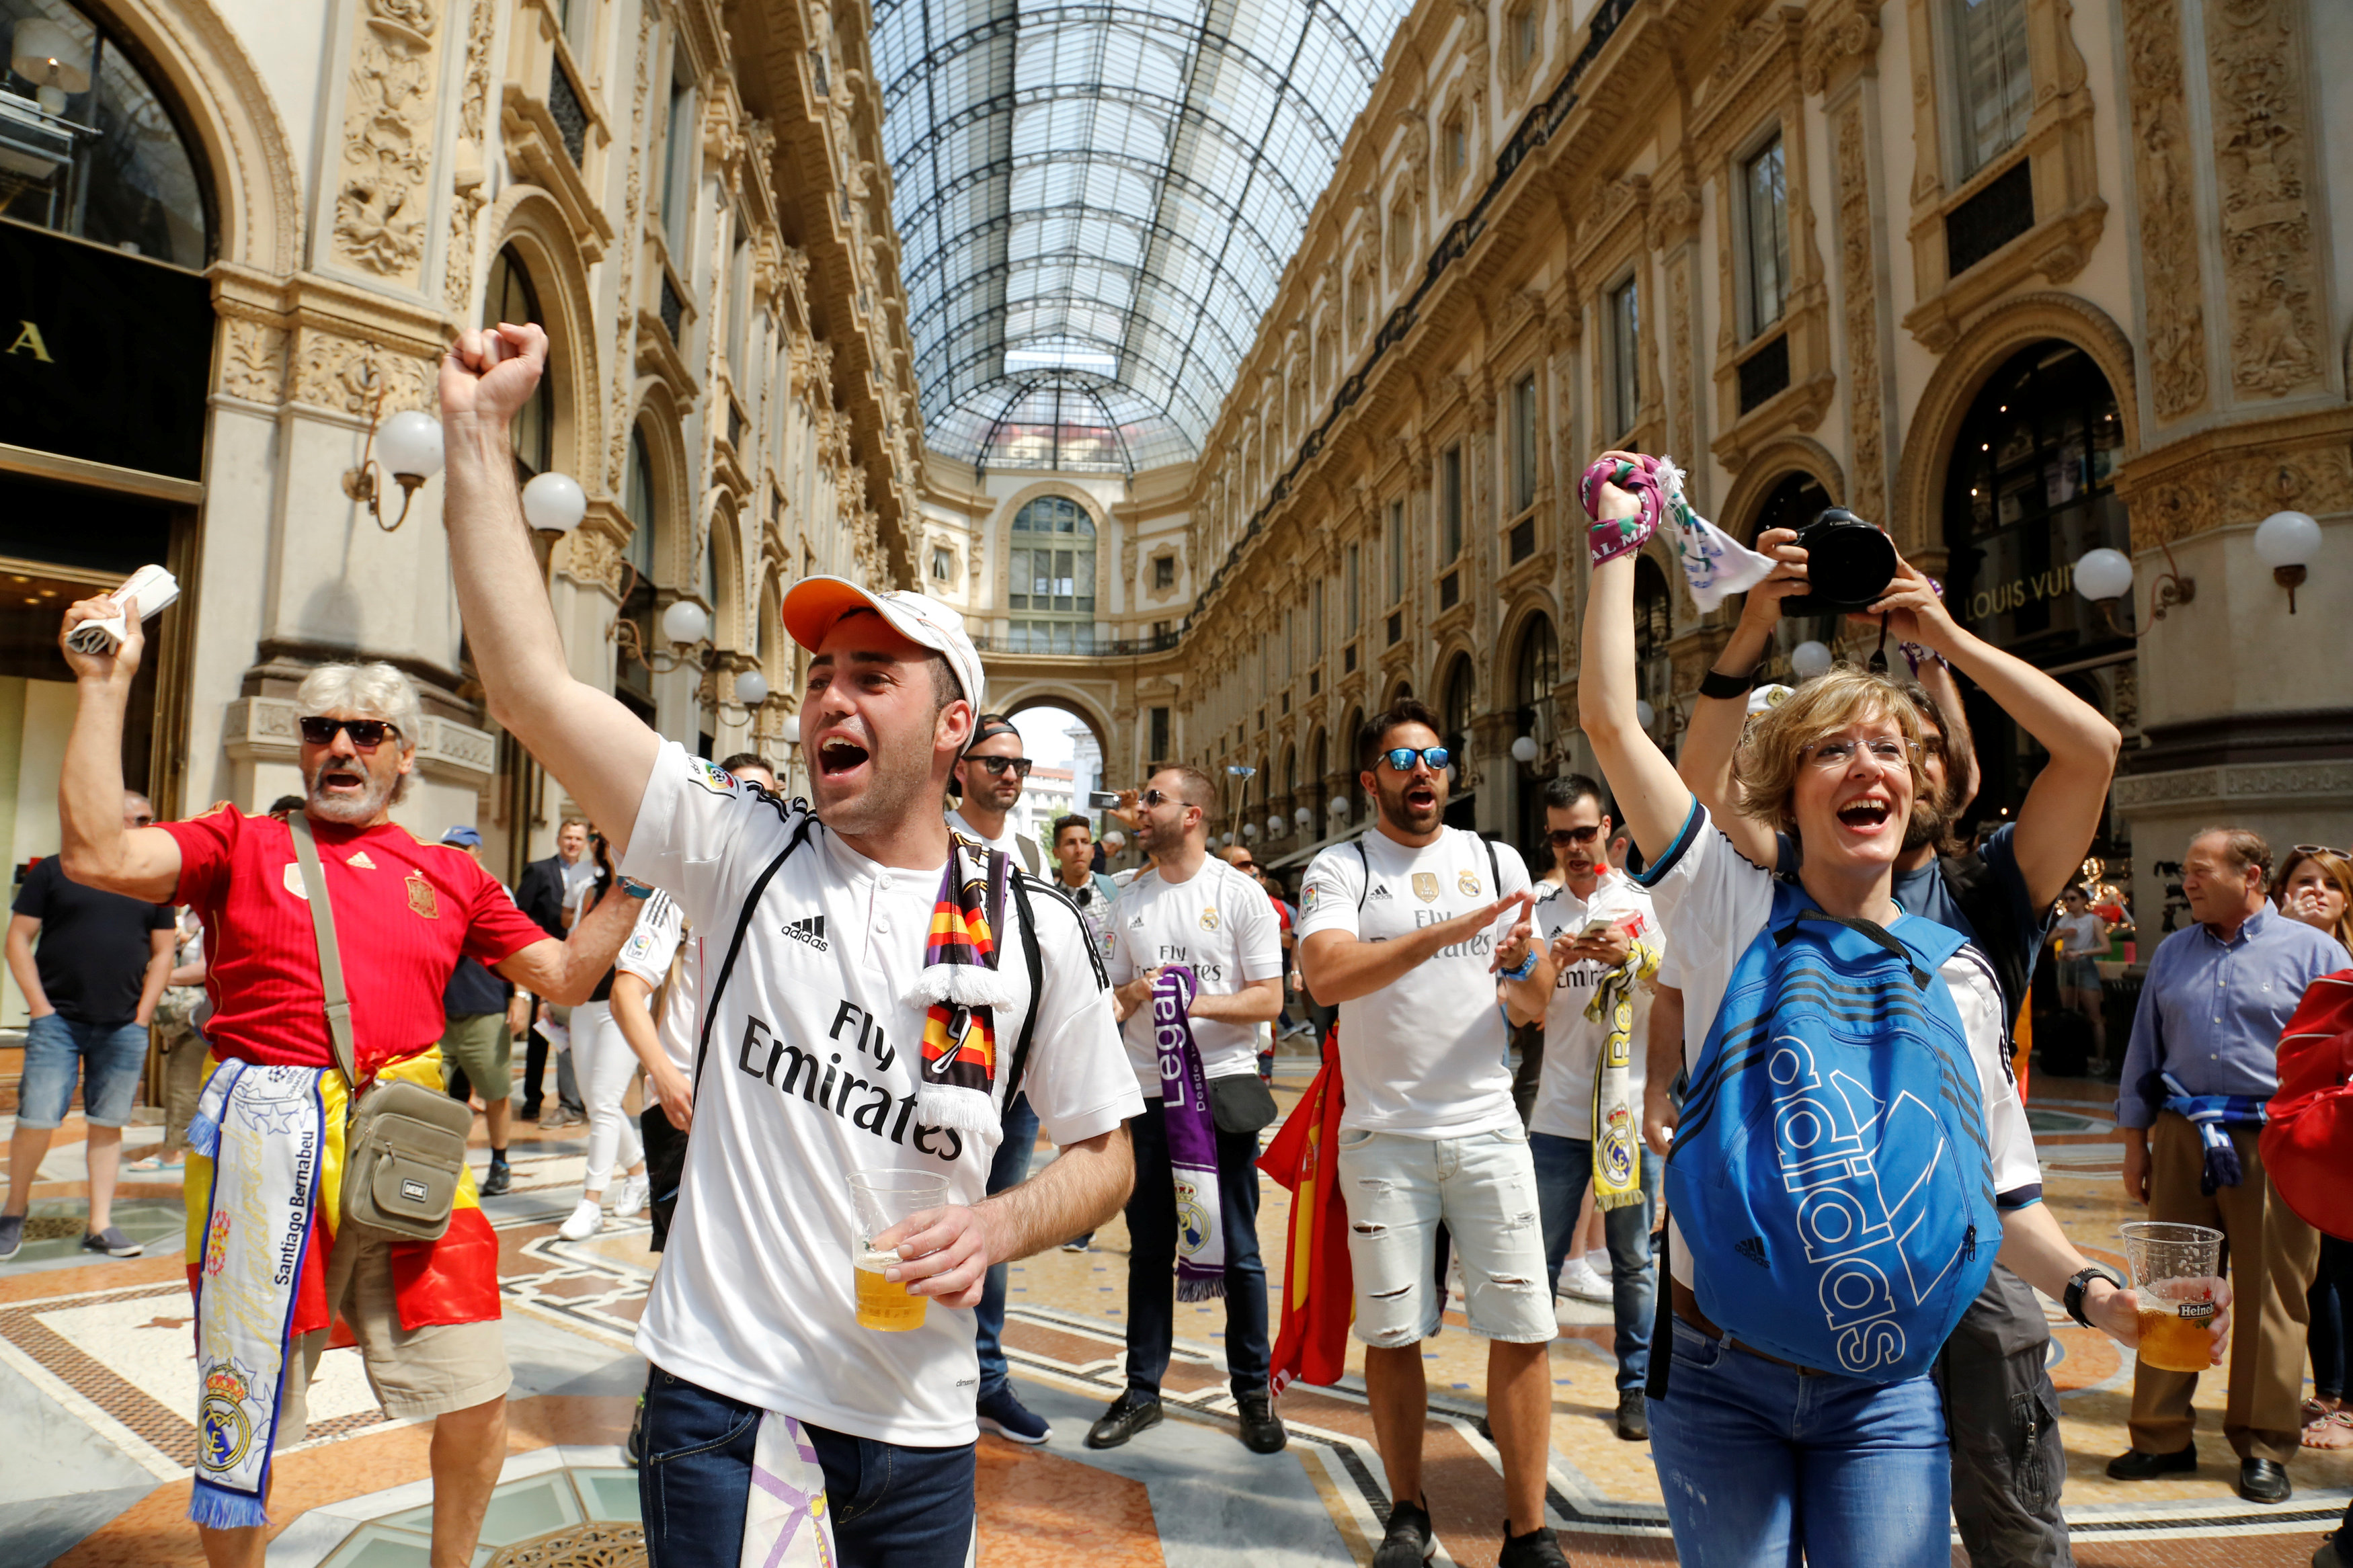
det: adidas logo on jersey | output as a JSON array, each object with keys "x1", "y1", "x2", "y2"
[
  {"x1": 1734, "y1": 1236, "x2": 1769, "y2": 1268},
  {"x1": 783, "y1": 914, "x2": 830, "y2": 952},
  {"x1": 1370, "y1": 884, "x2": 1393, "y2": 899}
]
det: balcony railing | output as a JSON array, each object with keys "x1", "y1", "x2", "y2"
[{"x1": 968, "y1": 631, "x2": 1181, "y2": 657}]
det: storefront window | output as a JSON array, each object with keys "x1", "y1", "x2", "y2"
[
  {"x1": 485, "y1": 248, "x2": 553, "y2": 477},
  {"x1": 1, "y1": 0, "x2": 210, "y2": 267}
]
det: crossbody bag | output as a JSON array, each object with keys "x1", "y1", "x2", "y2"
[{"x1": 289, "y1": 813, "x2": 475, "y2": 1241}]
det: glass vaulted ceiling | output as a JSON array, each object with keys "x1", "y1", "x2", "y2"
[{"x1": 874, "y1": 0, "x2": 1412, "y2": 472}]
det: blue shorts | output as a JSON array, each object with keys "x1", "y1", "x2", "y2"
[
  {"x1": 17, "y1": 1014, "x2": 152, "y2": 1129},
  {"x1": 2057, "y1": 956, "x2": 2103, "y2": 991}
]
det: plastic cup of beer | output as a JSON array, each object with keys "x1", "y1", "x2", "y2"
[
  {"x1": 2120, "y1": 1221, "x2": 2224, "y2": 1373},
  {"x1": 850, "y1": 1169, "x2": 949, "y2": 1332}
]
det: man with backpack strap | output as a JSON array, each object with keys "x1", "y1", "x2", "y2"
[
  {"x1": 440, "y1": 314, "x2": 1139, "y2": 1567},
  {"x1": 1675, "y1": 525, "x2": 2122, "y2": 1566},
  {"x1": 1295, "y1": 698, "x2": 1558, "y2": 1568}
]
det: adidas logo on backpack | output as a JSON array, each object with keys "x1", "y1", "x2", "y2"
[
  {"x1": 1666, "y1": 880, "x2": 1997, "y2": 1385},
  {"x1": 782, "y1": 914, "x2": 829, "y2": 952}
]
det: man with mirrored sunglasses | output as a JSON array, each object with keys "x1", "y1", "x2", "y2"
[{"x1": 948, "y1": 713, "x2": 1044, "y2": 876}]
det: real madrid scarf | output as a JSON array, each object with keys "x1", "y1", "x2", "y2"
[
  {"x1": 184, "y1": 1059, "x2": 326, "y2": 1529},
  {"x1": 1584, "y1": 932, "x2": 1662, "y2": 1212},
  {"x1": 1154, "y1": 965, "x2": 1227, "y2": 1301},
  {"x1": 2159, "y1": 1070, "x2": 2268, "y2": 1194},
  {"x1": 906, "y1": 833, "x2": 1016, "y2": 1141}
]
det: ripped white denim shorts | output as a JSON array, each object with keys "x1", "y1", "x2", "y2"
[{"x1": 1334, "y1": 1124, "x2": 1556, "y2": 1346}]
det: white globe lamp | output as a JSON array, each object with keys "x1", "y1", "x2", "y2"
[
  {"x1": 1510, "y1": 735, "x2": 1539, "y2": 764},
  {"x1": 1294, "y1": 804, "x2": 1313, "y2": 827},
  {"x1": 1634, "y1": 699, "x2": 1656, "y2": 731},
  {"x1": 781, "y1": 712, "x2": 801, "y2": 746},
  {"x1": 1791, "y1": 640, "x2": 1833, "y2": 679},
  {"x1": 733, "y1": 669, "x2": 770, "y2": 707},
  {"x1": 1328, "y1": 794, "x2": 1349, "y2": 817},
  {"x1": 661, "y1": 598, "x2": 711, "y2": 646},
  {"x1": 2072, "y1": 548, "x2": 2135, "y2": 603},
  {"x1": 377, "y1": 410, "x2": 444, "y2": 483},
  {"x1": 2255, "y1": 510, "x2": 2322, "y2": 612},
  {"x1": 520, "y1": 470, "x2": 586, "y2": 535}
]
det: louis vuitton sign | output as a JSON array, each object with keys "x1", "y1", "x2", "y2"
[{"x1": 1, "y1": 220, "x2": 211, "y2": 482}]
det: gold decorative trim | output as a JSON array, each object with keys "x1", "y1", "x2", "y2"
[{"x1": 0, "y1": 443, "x2": 206, "y2": 505}]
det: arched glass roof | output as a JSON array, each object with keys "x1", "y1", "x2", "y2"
[{"x1": 873, "y1": 0, "x2": 1412, "y2": 473}]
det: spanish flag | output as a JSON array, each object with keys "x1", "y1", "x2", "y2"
[{"x1": 1257, "y1": 1033, "x2": 1353, "y2": 1393}]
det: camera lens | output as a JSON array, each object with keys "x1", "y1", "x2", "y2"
[{"x1": 1784, "y1": 508, "x2": 1898, "y2": 614}]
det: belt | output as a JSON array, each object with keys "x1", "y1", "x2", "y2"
[{"x1": 1670, "y1": 1280, "x2": 1830, "y2": 1376}]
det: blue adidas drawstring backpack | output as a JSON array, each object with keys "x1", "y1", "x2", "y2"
[{"x1": 1665, "y1": 879, "x2": 2001, "y2": 1383}]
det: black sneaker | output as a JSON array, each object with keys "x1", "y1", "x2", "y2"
[
  {"x1": 977, "y1": 1384, "x2": 1052, "y2": 1444},
  {"x1": 1236, "y1": 1387, "x2": 1287, "y2": 1453},
  {"x1": 0, "y1": 1214, "x2": 23, "y2": 1262},
  {"x1": 82, "y1": 1226, "x2": 143, "y2": 1258},
  {"x1": 2106, "y1": 1444, "x2": 2196, "y2": 1480},
  {"x1": 481, "y1": 1161, "x2": 512, "y2": 1196},
  {"x1": 1497, "y1": 1523, "x2": 1572, "y2": 1567},
  {"x1": 1372, "y1": 1497, "x2": 1435, "y2": 1567},
  {"x1": 1615, "y1": 1389, "x2": 1648, "y2": 1442},
  {"x1": 624, "y1": 1395, "x2": 645, "y2": 1467},
  {"x1": 1084, "y1": 1388, "x2": 1163, "y2": 1450}
]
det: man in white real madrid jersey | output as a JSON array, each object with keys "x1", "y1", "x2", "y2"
[
  {"x1": 437, "y1": 321, "x2": 1140, "y2": 1566},
  {"x1": 1514, "y1": 773, "x2": 1665, "y2": 1444},
  {"x1": 1295, "y1": 698, "x2": 1564, "y2": 1568},
  {"x1": 1086, "y1": 764, "x2": 1288, "y2": 1455}
]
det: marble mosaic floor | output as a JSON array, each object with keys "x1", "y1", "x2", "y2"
[{"x1": 1, "y1": 1065, "x2": 2346, "y2": 1566}]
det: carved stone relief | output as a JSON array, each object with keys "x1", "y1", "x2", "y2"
[
  {"x1": 2121, "y1": 0, "x2": 2207, "y2": 420},
  {"x1": 220, "y1": 316, "x2": 288, "y2": 405},
  {"x1": 606, "y1": 3, "x2": 658, "y2": 489},
  {"x1": 1834, "y1": 101, "x2": 1886, "y2": 521},
  {"x1": 333, "y1": 0, "x2": 446, "y2": 284},
  {"x1": 2204, "y1": 0, "x2": 2323, "y2": 401},
  {"x1": 292, "y1": 332, "x2": 436, "y2": 415},
  {"x1": 443, "y1": 0, "x2": 494, "y2": 311},
  {"x1": 1666, "y1": 251, "x2": 1695, "y2": 467}
]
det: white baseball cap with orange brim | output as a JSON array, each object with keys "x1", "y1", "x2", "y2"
[{"x1": 779, "y1": 577, "x2": 986, "y2": 712}]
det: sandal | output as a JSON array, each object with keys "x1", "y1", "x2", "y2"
[
  {"x1": 2301, "y1": 1410, "x2": 2353, "y2": 1450},
  {"x1": 126, "y1": 1153, "x2": 184, "y2": 1173}
]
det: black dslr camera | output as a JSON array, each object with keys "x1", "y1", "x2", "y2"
[{"x1": 1782, "y1": 507, "x2": 1898, "y2": 616}]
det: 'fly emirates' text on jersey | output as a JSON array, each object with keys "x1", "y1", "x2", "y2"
[
  {"x1": 1295, "y1": 826, "x2": 1531, "y2": 1138},
  {"x1": 1105, "y1": 858, "x2": 1285, "y2": 1094},
  {"x1": 1528, "y1": 872, "x2": 1661, "y2": 1141},
  {"x1": 623, "y1": 744, "x2": 1142, "y2": 1446}
]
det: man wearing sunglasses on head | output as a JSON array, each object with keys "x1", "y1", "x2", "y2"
[
  {"x1": 48, "y1": 604, "x2": 641, "y2": 1568},
  {"x1": 1511, "y1": 774, "x2": 1665, "y2": 1443},
  {"x1": 947, "y1": 714, "x2": 1044, "y2": 876},
  {"x1": 1295, "y1": 698, "x2": 1560, "y2": 1567}
]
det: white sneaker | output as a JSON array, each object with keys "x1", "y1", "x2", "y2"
[
  {"x1": 558, "y1": 1198, "x2": 604, "y2": 1241},
  {"x1": 614, "y1": 1174, "x2": 649, "y2": 1219},
  {"x1": 1558, "y1": 1258, "x2": 1611, "y2": 1303}
]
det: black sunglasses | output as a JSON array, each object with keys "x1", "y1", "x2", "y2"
[
  {"x1": 1547, "y1": 826, "x2": 1602, "y2": 848},
  {"x1": 299, "y1": 716, "x2": 401, "y2": 751},
  {"x1": 1140, "y1": 787, "x2": 1191, "y2": 809},
  {"x1": 1380, "y1": 745, "x2": 1449, "y2": 773},
  {"x1": 967, "y1": 756, "x2": 1032, "y2": 778}
]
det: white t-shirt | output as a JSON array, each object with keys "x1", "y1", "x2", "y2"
[
  {"x1": 624, "y1": 743, "x2": 1142, "y2": 1445},
  {"x1": 1104, "y1": 857, "x2": 1285, "y2": 1094},
  {"x1": 947, "y1": 808, "x2": 1041, "y2": 876},
  {"x1": 1634, "y1": 802, "x2": 2042, "y2": 1288},
  {"x1": 1295, "y1": 827, "x2": 1532, "y2": 1138},
  {"x1": 2053, "y1": 911, "x2": 2105, "y2": 961},
  {"x1": 1528, "y1": 871, "x2": 1661, "y2": 1141},
  {"x1": 613, "y1": 891, "x2": 696, "y2": 1072}
]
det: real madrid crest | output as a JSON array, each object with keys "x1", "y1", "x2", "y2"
[
  {"x1": 1458, "y1": 869, "x2": 1481, "y2": 897},
  {"x1": 1412, "y1": 871, "x2": 1440, "y2": 903},
  {"x1": 1199, "y1": 905, "x2": 1220, "y2": 931},
  {"x1": 405, "y1": 872, "x2": 439, "y2": 919}
]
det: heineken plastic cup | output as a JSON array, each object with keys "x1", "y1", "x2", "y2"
[
  {"x1": 2120, "y1": 1221, "x2": 2225, "y2": 1372},
  {"x1": 850, "y1": 1169, "x2": 949, "y2": 1331}
]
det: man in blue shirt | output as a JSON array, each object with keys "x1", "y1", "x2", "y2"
[{"x1": 2109, "y1": 828, "x2": 2350, "y2": 1503}]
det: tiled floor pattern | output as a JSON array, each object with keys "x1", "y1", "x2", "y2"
[{"x1": 2, "y1": 1072, "x2": 2348, "y2": 1565}]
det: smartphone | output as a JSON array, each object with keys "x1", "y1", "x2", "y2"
[
  {"x1": 1087, "y1": 790, "x2": 1123, "y2": 809},
  {"x1": 1578, "y1": 917, "x2": 1617, "y2": 940}
]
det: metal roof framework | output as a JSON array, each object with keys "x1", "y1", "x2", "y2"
[{"x1": 873, "y1": 0, "x2": 1410, "y2": 472}]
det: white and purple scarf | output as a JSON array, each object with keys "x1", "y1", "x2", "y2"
[
  {"x1": 742, "y1": 1414, "x2": 838, "y2": 1567},
  {"x1": 1153, "y1": 966, "x2": 1226, "y2": 1301}
]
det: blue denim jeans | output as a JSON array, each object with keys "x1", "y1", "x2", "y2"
[
  {"x1": 17, "y1": 1013, "x2": 151, "y2": 1129},
  {"x1": 638, "y1": 1366, "x2": 976, "y2": 1567},
  {"x1": 1123, "y1": 1095, "x2": 1271, "y2": 1397},
  {"x1": 1648, "y1": 1315, "x2": 1952, "y2": 1567},
  {"x1": 1531, "y1": 1131, "x2": 1661, "y2": 1391},
  {"x1": 974, "y1": 1093, "x2": 1039, "y2": 1399}
]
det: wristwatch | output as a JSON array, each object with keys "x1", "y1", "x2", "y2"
[{"x1": 2064, "y1": 1265, "x2": 2123, "y2": 1329}]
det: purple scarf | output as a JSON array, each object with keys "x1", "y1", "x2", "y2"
[{"x1": 1153, "y1": 966, "x2": 1225, "y2": 1301}]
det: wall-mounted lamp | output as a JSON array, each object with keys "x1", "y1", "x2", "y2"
[
  {"x1": 1634, "y1": 699, "x2": 1657, "y2": 731},
  {"x1": 2254, "y1": 509, "x2": 2321, "y2": 614},
  {"x1": 1327, "y1": 794, "x2": 1350, "y2": 819},
  {"x1": 340, "y1": 367, "x2": 445, "y2": 531},
  {"x1": 1510, "y1": 734, "x2": 1540, "y2": 764},
  {"x1": 522, "y1": 470, "x2": 586, "y2": 536},
  {"x1": 610, "y1": 559, "x2": 714, "y2": 673},
  {"x1": 2073, "y1": 540, "x2": 2195, "y2": 638},
  {"x1": 1790, "y1": 640, "x2": 1833, "y2": 680},
  {"x1": 709, "y1": 667, "x2": 771, "y2": 719},
  {"x1": 1243, "y1": 821, "x2": 1261, "y2": 841},
  {"x1": 1293, "y1": 804, "x2": 1314, "y2": 828},
  {"x1": 782, "y1": 712, "x2": 803, "y2": 747},
  {"x1": 1265, "y1": 814, "x2": 1285, "y2": 838}
]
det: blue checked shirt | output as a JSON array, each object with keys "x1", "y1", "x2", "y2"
[{"x1": 2116, "y1": 903, "x2": 2350, "y2": 1128}]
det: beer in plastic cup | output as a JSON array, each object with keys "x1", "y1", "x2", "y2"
[
  {"x1": 2120, "y1": 1221, "x2": 2224, "y2": 1373},
  {"x1": 850, "y1": 1169, "x2": 949, "y2": 1332}
]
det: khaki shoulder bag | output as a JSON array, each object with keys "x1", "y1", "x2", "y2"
[{"x1": 289, "y1": 814, "x2": 475, "y2": 1241}]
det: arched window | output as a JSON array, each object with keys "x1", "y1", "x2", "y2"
[
  {"x1": 1006, "y1": 494, "x2": 1097, "y2": 654},
  {"x1": 616, "y1": 428, "x2": 659, "y2": 718},
  {"x1": 1512, "y1": 613, "x2": 1558, "y2": 750},
  {"x1": 1633, "y1": 557, "x2": 1673, "y2": 722},
  {"x1": 485, "y1": 248, "x2": 553, "y2": 477},
  {"x1": 2, "y1": 1, "x2": 211, "y2": 266},
  {"x1": 1308, "y1": 727, "x2": 1328, "y2": 797},
  {"x1": 1441, "y1": 656, "x2": 1476, "y2": 763}
]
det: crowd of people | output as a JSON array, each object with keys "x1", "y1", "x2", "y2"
[{"x1": 8, "y1": 325, "x2": 2350, "y2": 1568}]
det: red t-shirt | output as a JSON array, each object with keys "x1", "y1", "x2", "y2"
[{"x1": 161, "y1": 806, "x2": 549, "y2": 1073}]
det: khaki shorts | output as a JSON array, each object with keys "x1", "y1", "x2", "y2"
[
  {"x1": 279, "y1": 1223, "x2": 511, "y2": 1441},
  {"x1": 438, "y1": 1012, "x2": 513, "y2": 1102}
]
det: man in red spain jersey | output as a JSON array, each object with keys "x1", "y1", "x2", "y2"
[{"x1": 53, "y1": 602, "x2": 637, "y2": 1568}]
